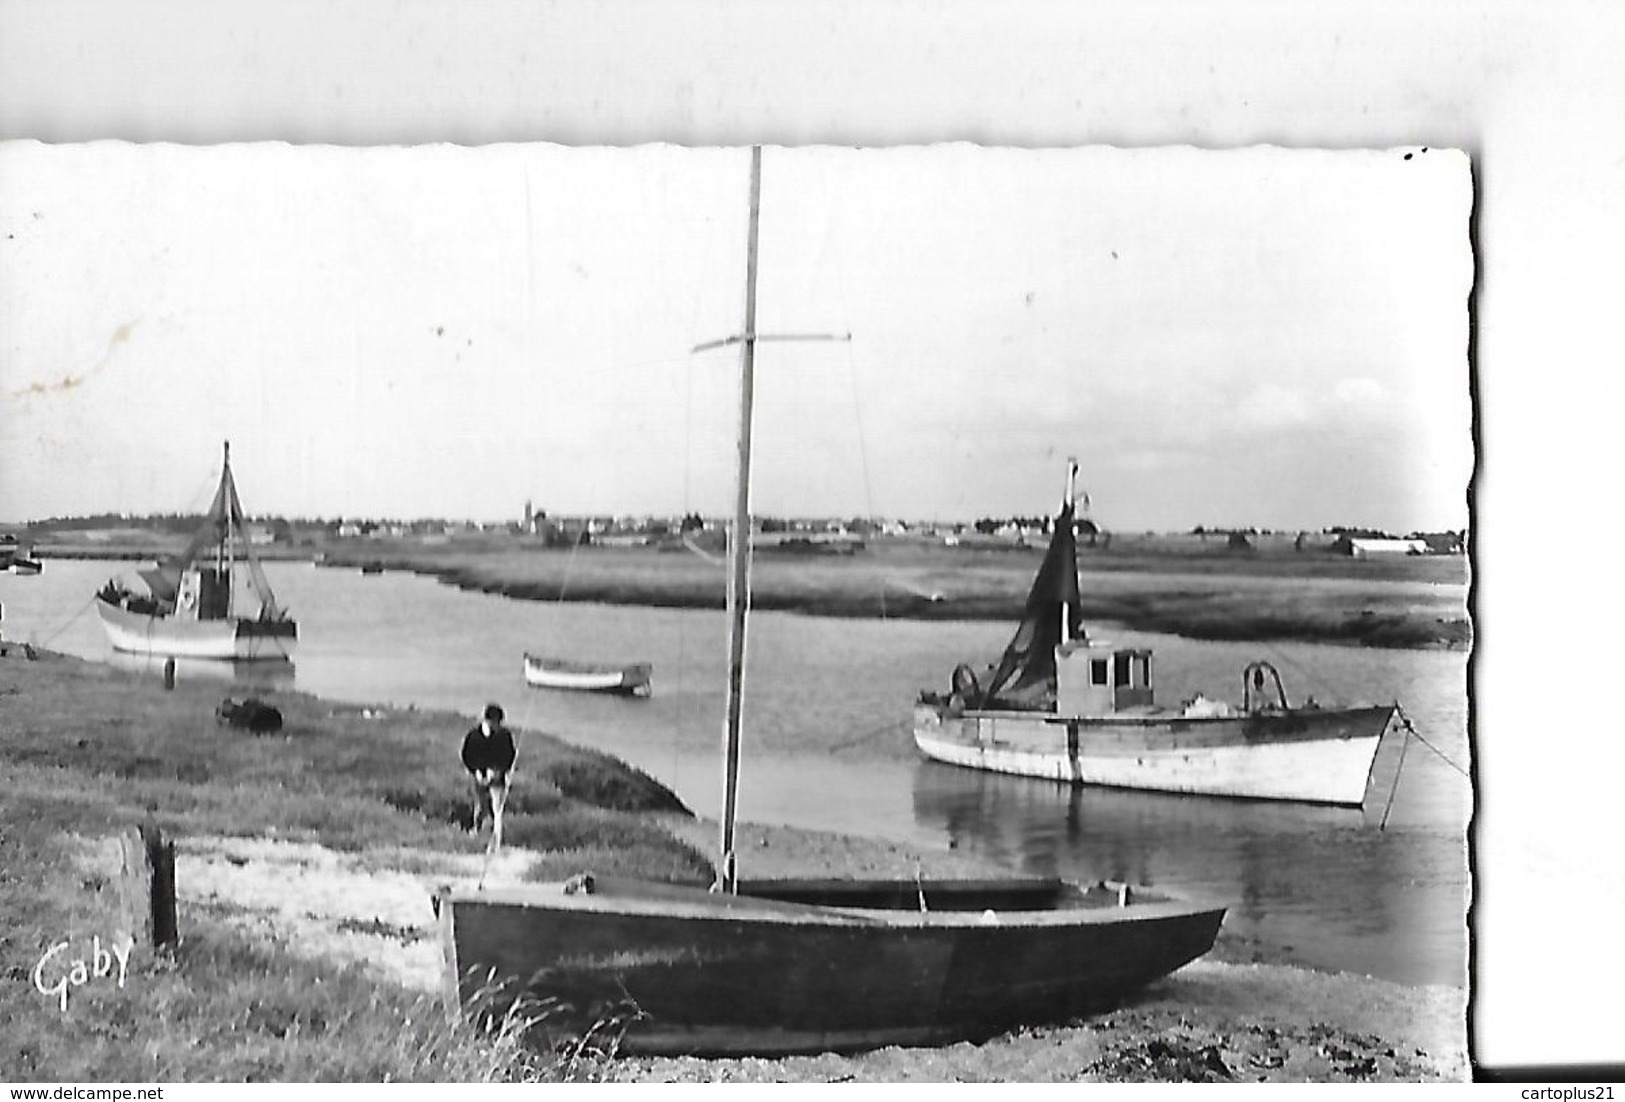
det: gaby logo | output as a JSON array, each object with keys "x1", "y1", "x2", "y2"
[{"x1": 32, "y1": 936, "x2": 134, "y2": 1012}]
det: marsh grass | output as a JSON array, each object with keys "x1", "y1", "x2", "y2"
[
  {"x1": 322, "y1": 540, "x2": 1468, "y2": 649},
  {"x1": 0, "y1": 649, "x2": 707, "y2": 1081}
]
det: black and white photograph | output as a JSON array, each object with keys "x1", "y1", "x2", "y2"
[
  {"x1": 0, "y1": 0, "x2": 1621, "y2": 1090},
  {"x1": 0, "y1": 135, "x2": 1473, "y2": 1082}
]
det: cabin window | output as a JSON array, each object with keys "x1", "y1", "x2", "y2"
[
  {"x1": 1135, "y1": 654, "x2": 1151, "y2": 688},
  {"x1": 1114, "y1": 653, "x2": 1132, "y2": 687},
  {"x1": 1090, "y1": 659, "x2": 1109, "y2": 686}
]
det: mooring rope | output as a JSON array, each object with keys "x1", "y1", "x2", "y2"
[
  {"x1": 1394, "y1": 701, "x2": 1469, "y2": 779},
  {"x1": 1377, "y1": 702, "x2": 1469, "y2": 831},
  {"x1": 32, "y1": 592, "x2": 97, "y2": 650},
  {"x1": 1377, "y1": 716, "x2": 1413, "y2": 831},
  {"x1": 826, "y1": 717, "x2": 912, "y2": 753}
]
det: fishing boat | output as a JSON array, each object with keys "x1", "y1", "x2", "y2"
[
  {"x1": 912, "y1": 463, "x2": 1394, "y2": 806},
  {"x1": 93, "y1": 443, "x2": 297, "y2": 661},
  {"x1": 522, "y1": 653, "x2": 652, "y2": 696},
  {"x1": 435, "y1": 147, "x2": 1225, "y2": 1057},
  {"x1": 1, "y1": 536, "x2": 42, "y2": 575}
]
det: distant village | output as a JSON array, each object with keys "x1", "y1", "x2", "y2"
[{"x1": 14, "y1": 498, "x2": 1468, "y2": 558}]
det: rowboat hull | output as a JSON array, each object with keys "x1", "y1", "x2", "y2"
[
  {"x1": 95, "y1": 597, "x2": 297, "y2": 661},
  {"x1": 437, "y1": 876, "x2": 1225, "y2": 1056},
  {"x1": 914, "y1": 702, "x2": 1393, "y2": 806},
  {"x1": 522, "y1": 654, "x2": 651, "y2": 695}
]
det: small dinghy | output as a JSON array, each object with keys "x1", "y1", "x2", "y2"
[{"x1": 522, "y1": 653, "x2": 652, "y2": 696}]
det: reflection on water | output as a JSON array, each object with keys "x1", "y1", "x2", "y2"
[
  {"x1": 912, "y1": 763, "x2": 1467, "y2": 986},
  {"x1": 106, "y1": 651, "x2": 297, "y2": 691}
]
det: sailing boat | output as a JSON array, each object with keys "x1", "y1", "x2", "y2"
[
  {"x1": 434, "y1": 148, "x2": 1225, "y2": 1056},
  {"x1": 912, "y1": 462, "x2": 1394, "y2": 806},
  {"x1": 93, "y1": 442, "x2": 297, "y2": 661}
]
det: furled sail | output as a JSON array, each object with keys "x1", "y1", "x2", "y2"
[
  {"x1": 142, "y1": 446, "x2": 284, "y2": 619},
  {"x1": 973, "y1": 503, "x2": 1084, "y2": 708}
]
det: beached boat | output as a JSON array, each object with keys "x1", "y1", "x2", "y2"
[
  {"x1": 435, "y1": 147, "x2": 1225, "y2": 1057},
  {"x1": 522, "y1": 653, "x2": 652, "y2": 695},
  {"x1": 912, "y1": 463, "x2": 1394, "y2": 806},
  {"x1": 93, "y1": 443, "x2": 297, "y2": 662}
]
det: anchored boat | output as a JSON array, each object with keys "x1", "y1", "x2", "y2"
[
  {"x1": 94, "y1": 443, "x2": 297, "y2": 662},
  {"x1": 435, "y1": 147, "x2": 1225, "y2": 1057},
  {"x1": 913, "y1": 461, "x2": 1393, "y2": 806},
  {"x1": 522, "y1": 653, "x2": 652, "y2": 696}
]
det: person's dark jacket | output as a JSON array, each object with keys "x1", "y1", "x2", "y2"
[{"x1": 461, "y1": 723, "x2": 516, "y2": 776}]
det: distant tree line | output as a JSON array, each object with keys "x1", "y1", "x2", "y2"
[{"x1": 29, "y1": 512, "x2": 205, "y2": 534}]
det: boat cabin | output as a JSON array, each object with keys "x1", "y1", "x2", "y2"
[
  {"x1": 1054, "y1": 639, "x2": 1154, "y2": 716},
  {"x1": 173, "y1": 567, "x2": 232, "y2": 621}
]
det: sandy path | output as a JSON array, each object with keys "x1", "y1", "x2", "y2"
[{"x1": 75, "y1": 824, "x2": 1467, "y2": 1081}]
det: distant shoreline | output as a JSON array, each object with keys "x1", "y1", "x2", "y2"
[{"x1": 38, "y1": 538, "x2": 1472, "y2": 651}]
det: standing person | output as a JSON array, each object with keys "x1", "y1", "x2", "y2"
[{"x1": 461, "y1": 703, "x2": 516, "y2": 843}]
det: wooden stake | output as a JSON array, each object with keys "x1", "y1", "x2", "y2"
[{"x1": 119, "y1": 822, "x2": 178, "y2": 952}]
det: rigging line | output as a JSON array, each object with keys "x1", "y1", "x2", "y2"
[
  {"x1": 843, "y1": 338, "x2": 885, "y2": 621},
  {"x1": 1394, "y1": 703, "x2": 1470, "y2": 780},
  {"x1": 828, "y1": 212, "x2": 885, "y2": 621},
  {"x1": 1253, "y1": 636, "x2": 1359, "y2": 706},
  {"x1": 553, "y1": 520, "x2": 590, "y2": 604}
]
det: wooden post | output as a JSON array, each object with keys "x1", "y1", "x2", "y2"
[
  {"x1": 117, "y1": 822, "x2": 177, "y2": 954},
  {"x1": 115, "y1": 828, "x2": 153, "y2": 952},
  {"x1": 149, "y1": 824, "x2": 178, "y2": 951}
]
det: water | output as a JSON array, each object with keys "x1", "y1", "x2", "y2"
[{"x1": 1, "y1": 559, "x2": 1471, "y2": 986}]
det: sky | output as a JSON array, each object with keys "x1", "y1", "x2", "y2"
[{"x1": 0, "y1": 141, "x2": 1473, "y2": 533}]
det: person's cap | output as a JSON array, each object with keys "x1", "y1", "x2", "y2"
[{"x1": 483, "y1": 703, "x2": 504, "y2": 722}]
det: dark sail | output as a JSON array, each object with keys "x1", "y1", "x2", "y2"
[
  {"x1": 974, "y1": 504, "x2": 1084, "y2": 708},
  {"x1": 137, "y1": 445, "x2": 284, "y2": 620}
]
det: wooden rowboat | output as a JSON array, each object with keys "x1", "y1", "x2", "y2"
[
  {"x1": 436, "y1": 874, "x2": 1225, "y2": 1056},
  {"x1": 522, "y1": 653, "x2": 652, "y2": 696}
]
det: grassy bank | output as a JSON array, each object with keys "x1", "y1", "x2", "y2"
[{"x1": 0, "y1": 647, "x2": 707, "y2": 1081}]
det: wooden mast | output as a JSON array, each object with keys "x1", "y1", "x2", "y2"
[
  {"x1": 1060, "y1": 457, "x2": 1078, "y2": 645},
  {"x1": 220, "y1": 440, "x2": 232, "y2": 618},
  {"x1": 695, "y1": 146, "x2": 849, "y2": 893},
  {"x1": 717, "y1": 146, "x2": 763, "y2": 894}
]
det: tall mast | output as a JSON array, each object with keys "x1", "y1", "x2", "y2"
[
  {"x1": 1060, "y1": 457, "x2": 1078, "y2": 645},
  {"x1": 693, "y1": 147, "x2": 849, "y2": 893},
  {"x1": 219, "y1": 441, "x2": 232, "y2": 587},
  {"x1": 717, "y1": 146, "x2": 762, "y2": 894}
]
